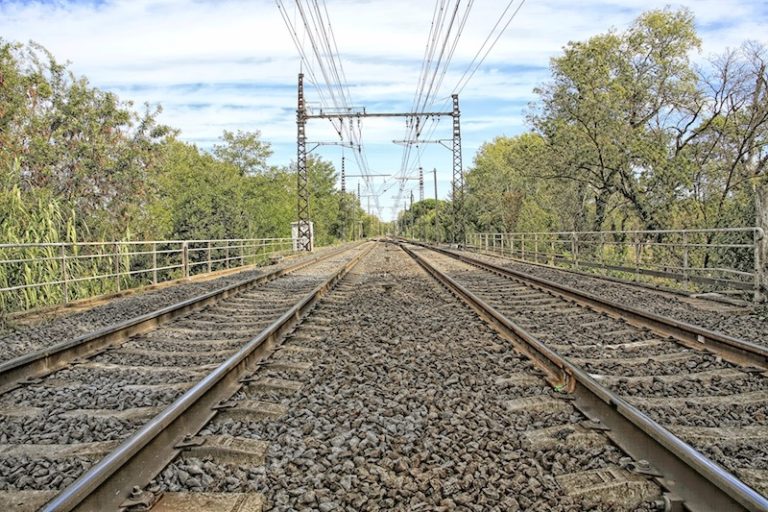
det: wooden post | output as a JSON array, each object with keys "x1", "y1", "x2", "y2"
[
  {"x1": 521, "y1": 233, "x2": 525, "y2": 260},
  {"x1": 534, "y1": 233, "x2": 539, "y2": 263},
  {"x1": 550, "y1": 239, "x2": 555, "y2": 266}
]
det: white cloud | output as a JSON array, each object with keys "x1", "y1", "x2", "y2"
[{"x1": 2, "y1": 0, "x2": 767, "y2": 219}]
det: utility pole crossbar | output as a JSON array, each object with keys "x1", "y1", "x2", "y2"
[
  {"x1": 294, "y1": 73, "x2": 464, "y2": 246},
  {"x1": 306, "y1": 112, "x2": 452, "y2": 119}
]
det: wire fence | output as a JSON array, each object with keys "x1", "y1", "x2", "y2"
[
  {"x1": 0, "y1": 238, "x2": 295, "y2": 315},
  {"x1": 466, "y1": 228, "x2": 766, "y2": 301}
]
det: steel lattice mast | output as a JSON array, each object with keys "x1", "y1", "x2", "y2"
[
  {"x1": 451, "y1": 94, "x2": 464, "y2": 243},
  {"x1": 296, "y1": 73, "x2": 312, "y2": 251}
]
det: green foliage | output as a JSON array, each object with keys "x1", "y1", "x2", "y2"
[
  {"x1": 464, "y1": 8, "x2": 768, "y2": 251},
  {"x1": 212, "y1": 129, "x2": 273, "y2": 176},
  {"x1": 398, "y1": 198, "x2": 450, "y2": 241},
  {"x1": 0, "y1": 39, "x2": 371, "y2": 314}
]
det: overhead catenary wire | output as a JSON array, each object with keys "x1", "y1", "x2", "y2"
[
  {"x1": 452, "y1": 0, "x2": 526, "y2": 95},
  {"x1": 392, "y1": 0, "x2": 526, "y2": 219},
  {"x1": 278, "y1": 0, "x2": 527, "y2": 221},
  {"x1": 277, "y1": 0, "x2": 384, "y2": 216}
]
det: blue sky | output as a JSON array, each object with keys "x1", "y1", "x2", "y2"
[{"x1": 2, "y1": 0, "x2": 767, "y2": 220}]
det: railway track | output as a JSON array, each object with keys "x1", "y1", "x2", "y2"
[
  {"x1": 400, "y1": 241, "x2": 768, "y2": 512},
  {"x1": 0, "y1": 243, "x2": 371, "y2": 511},
  {"x1": 109, "y1": 242, "x2": 669, "y2": 510},
  {"x1": 1, "y1": 240, "x2": 765, "y2": 510}
]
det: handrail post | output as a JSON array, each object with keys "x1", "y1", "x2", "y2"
[
  {"x1": 521, "y1": 233, "x2": 525, "y2": 260},
  {"x1": 225, "y1": 243, "x2": 230, "y2": 269},
  {"x1": 114, "y1": 242, "x2": 121, "y2": 292},
  {"x1": 207, "y1": 241, "x2": 212, "y2": 273},
  {"x1": 60, "y1": 245, "x2": 69, "y2": 303},
  {"x1": 534, "y1": 233, "x2": 539, "y2": 263},
  {"x1": 755, "y1": 228, "x2": 765, "y2": 303},
  {"x1": 599, "y1": 232, "x2": 605, "y2": 268},
  {"x1": 550, "y1": 238, "x2": 555, "y2": 266},
  {"x1": 182, "y1": 242, "x2": 189, "y2": 279},
  {"x1": 682, "y1": 232, "x2": 690, "y2": 289},
  {"x1": 152, "y1": 243, "x2": 158, "y2": 285},
  {"x1": 634, "y1": 234, "x2": 641, "y2": 282},
  {"x1": 571, "y1": 232, "x2": 578, "y2": 268}
]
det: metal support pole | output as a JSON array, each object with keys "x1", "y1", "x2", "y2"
[
  {"x1": 410, "y1": 190, "x2": 414, "y2": 239},
  {"x1": 682, "y1": 232, "x2": 689, "y2": 288},
  {"x1": 152, "y1": 243, "x2": 158, "y2": 285},
  {"x1": 432, "y1": 168, "x2": 439, "y2": 244},
  {"x1": 207, "y1": 241, "x2": 212, "y2": 273},
  {"x1": 60, "y1": 245, "x2": 68, "y2": 303},
  {"x1": 550, "y1": 239, "x2": 555, "y2": 266},
  {"x1": 755, "y1": 229, "x2": 765, "y2": 302},
  {"x1": 341, "y1": 155, "x2": 346, "y2": 193},
  {"x1": 296, "y1": 73, "x2": 312, "y2": 252},
  {"x1": 419, "y1": 167, "x2": 424, "y2": 202},
  {"x1": 114, "y1": 242, "x2": 121, "y2": 292},
  {"x1": 573, "y1": 232, "x2": 579, "y2": 268},
  {"x1": 451, "y1": 94, "x2": 464, "y2": 244},
  {"x1": 182, "y1": 242, "x2": 189, "y2": 278},
  {"x1": 634, "y1": 234, "x2": 641, "y2": 281}
]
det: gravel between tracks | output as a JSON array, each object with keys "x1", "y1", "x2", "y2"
[
  {"x1": 0, "y1": 245, "x2": 347, "y2": 363},
  {"x1": 150, "y1": 243, "x2": 662, "y2": 511},
  {"x1": 465, "y1": 250, "x2": 768, "y2": 346}
]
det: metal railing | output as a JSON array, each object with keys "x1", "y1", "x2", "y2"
[
  {"x1": 466, "y1": 228, "x2": 766, "y2": 300},
  {"x1": 0, "y1": 238, "x2": 294, "y2": 314}
]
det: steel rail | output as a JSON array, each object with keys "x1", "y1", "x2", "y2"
[
  {"x1": 399, "y1": 242, "x2": 768, "y2": 512},
  {"x1": 43, "y1": 242, "x2": 374, "y2": 511},
  {"x1": 420, "y1": 242, "x2": 768, "y2": 371},
  {"x1": 0, "y1": 243, "x2": 362, "y2": 395}
]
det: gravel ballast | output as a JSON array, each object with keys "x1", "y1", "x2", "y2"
[
  {"x1": 148, "y1": 242, "x2": 662, "y2": 511},
  {"x1": 465, "y1": 249, "x2": 768, "y2": 346}
]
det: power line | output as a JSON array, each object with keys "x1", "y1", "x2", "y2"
[{"x1": 453, "y1": 0, "x2": 526, "y2": 95}]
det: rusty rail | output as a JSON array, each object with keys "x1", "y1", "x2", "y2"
[
  {"x1": 42, "y1": 242, "x2": 374, "y2": 511},
  {"x1": 399, "y1": 241, "x2": 768, "y2": 512},
  {"x1": 426, "y1": 242, "x2": 768, "y2": 371},
  {"x1": 0, "y1": 243, "x2": 362, "y2": 395}
]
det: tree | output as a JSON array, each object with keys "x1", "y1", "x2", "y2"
[
  {"x1": 150, "y1": 140, "x2": 246, "y2": 240},
  {"x1": 0, "y1": 38, "x2": 173, "y2": 240},
  {"x1": 212, "y1": 129, "x2": 273, "y2": 176},
  {"x1": 530, "y1": 8, "x2": 701, "y2": 231}
]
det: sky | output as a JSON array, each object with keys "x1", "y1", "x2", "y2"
[{"x1": 2, "y1": 0, "x2": 767, "y2": 221}]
